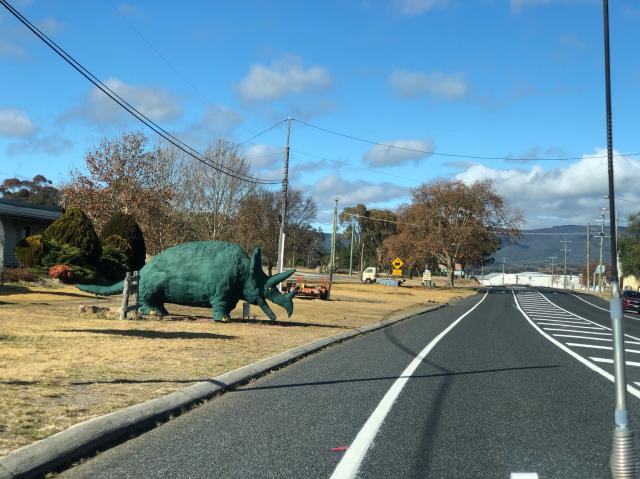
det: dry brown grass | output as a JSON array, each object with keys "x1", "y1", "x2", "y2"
[{"x1": 0, "y1": 280, "x2": 476, "y2": 456}]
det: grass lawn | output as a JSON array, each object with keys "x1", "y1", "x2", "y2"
[{"x1": 0, "y1": 279, "x2": 476, "y2": 456}]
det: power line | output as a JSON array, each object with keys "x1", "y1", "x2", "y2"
[
  {"x1": 292, "y1": 118, "x2": 640, "y2": 162},
  {"x1": 1, "y1": 0, "x2": 281, "y2": 185}
]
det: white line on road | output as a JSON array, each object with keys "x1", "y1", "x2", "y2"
[
  {"x1": 566, "y1": 343, "x2": 612, "y2": 350},
  {"x1": 553, "y1": 334, "x2": 611, "y2": 342},
  {"x1": 512, "y1": 292, "x2": 640, "y2": 401},
  {"x1": 329, "y1": 292, "x2": 489, "y2": 479},
  {"x1": 536, "y1": 323, "x2": 604, "y2": 330},
  {"x1": 589, "y1": 357, "x2": 640, "y2": 367},
  {"x1": 542, "y1": 328, "x2": 612, "y2": 336},
  {"x1": 570, "y1": 293, "x2": 637, "y2": 320}
]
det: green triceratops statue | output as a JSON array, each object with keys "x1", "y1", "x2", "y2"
[{"x1": 76, "y1": 241, "x2": 297, "y2": 322}]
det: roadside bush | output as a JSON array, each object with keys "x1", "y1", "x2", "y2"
[
  {"x1": 48, "y1": 264, "x2": 74, "y2": 282},
  {"x1": 48, "y1": 264, "x2": 95, "y2": 283},
  {"x1": 41, "y1": 240, "x2": 86, "y2": 268},
  {"x1": 99, "y1": 245, "x2": 129, "y2": 281},
  {"x1": 100, "y1": 213, "x2": 146, "y2": 270},
  {"x1": 2, "y1": 267, "x2": 40, "y2": 283},
  {"x1": 44, "y1": 208, "x2": 101, "y2": 262},
  {"x1": 15, "y1": 235, "x2": 45, "y2": 267}
]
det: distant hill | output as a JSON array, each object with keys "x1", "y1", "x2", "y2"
[
  {"x1": 490, "y1": 224, "x2": 619, "y2": 272},
  {"x1": 321, "y1": 225, "x2": 620, "y2": 273}
]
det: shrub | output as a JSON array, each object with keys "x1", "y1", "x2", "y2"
[
  {"x1": 41, "y1": 240, "x2": 86, "y2": 268},
  {"x1": 103, "y1": 234, "x2": 133, "y2": 259},
  {"x1": 99, "y1": 245, "x2": 129, "y2": 281},
  {"x1": 48, "y1": 264, "x2": 74, "y2": 282},
  {"x1": 47, "y1": 264, "x2": 95, "y2": 283},
  {"x1": 44, "y1": 208, "x2": 101, "y2": 262},
  {"x1": 2, "y1": 267, "x2": 40, "y2": 283},
  {"x1": 100, "y1": 212, "x2": 146, "y2": 270},
  {"x1": 15, "y1": 235, "x2": 45, "y2": 267}
]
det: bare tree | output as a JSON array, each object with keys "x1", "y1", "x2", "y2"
[{"x1": 176, "y1": 140, "x2": 254, "y2": 241}]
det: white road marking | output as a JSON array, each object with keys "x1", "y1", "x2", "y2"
[
  {"x1": 513, "y1": 292, "x2": 640, "y2": 401},
  {"x1": 542, "y1": 328, "x2": 612, "y2": 336},
  {"x1": 536, "y1": 323, "x2": 604, "y2": 330},
  {"x1": 570, "y1": 293, "x2": 637, "y2": 320},
  {"x1": 552, "y1": 335, "x2": 613, "y2": 343},
  {"x1": 511, "y1": 474, "x2": 539, "y2": 479},
  {"x1": 540, "y1": 293, "x2": 640, "y2": 343},
  {"x1": 329, "y1": 293, "x2": 489, "y2": 479},
  {"x1": 532, "y1": 319, "x2": 592, "y2": 325},
  {"x1": 589, "y1": 357, "x2": 640, "y2": 367},
  {"x1": 566, "y1": 343, "x2": 612, "y2": 350}
]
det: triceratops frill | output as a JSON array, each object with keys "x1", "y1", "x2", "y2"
[{"x1": 76, "y1": 241, "x2": 298, "y2": 322}]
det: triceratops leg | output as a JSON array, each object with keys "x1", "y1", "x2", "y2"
[{"x1": 210, "y1": 299, "x2": 231, "y2": 323}]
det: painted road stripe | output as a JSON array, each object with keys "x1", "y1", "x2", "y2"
[
  {"x1": 589, "y1": 358, "x2": 640, "y2": 367},
  {"x1": 537, "y1": 323, "x2": 604, "y2": 330},
  {"x1": 329, "y1": 293, "x2": 489, "y2": 479},
  {"x1": 533, "y1": 319, "x2": 591, "y2": 325},
  {"x1": 511, "y1": 474, "x2": 539, "y2": 479},
  {"x1": 540, "y1": 293, "x2": 640, "y2": 343},
  {"x1": 543, "y1": 328, "x2": 612, "y2": 335},
  {"x1": 566, "y1": 343, "x2": 612, "y2": 350},
  {"x1": 553, "y1": 334, "x2": 612, "y2": 342},
  {"x1": 570, "y1": 293, "x2": 637, "y2": 321},
  {"x1": 512, "y1": 291, "x2": 640, "y2": 401}
]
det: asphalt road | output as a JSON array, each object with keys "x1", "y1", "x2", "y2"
[{"x1": 60, "y1": 287, "x2": 640, "y2": 478}]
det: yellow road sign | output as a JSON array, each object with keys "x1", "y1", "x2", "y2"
[
  {"x1": 392, "y1": 269, "x2": 403, "y2": 276},
  {"x1": 391, "y1": 257, "x2": 404, "y2": 269}
]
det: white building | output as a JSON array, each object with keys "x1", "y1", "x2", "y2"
[{"x1": 479, "y1": 271, "x2": 582, "y2": 289}]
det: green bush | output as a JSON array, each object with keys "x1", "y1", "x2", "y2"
[
  {"x1": 41, "y1": 240, "x2": 87, "y2": 268},
  {"x1": 99, "y1": 245, "x2": 129, "y2": 281},
  {"x1": 100, "y1": 212, "x2": 146, "y2": 270},
  {"x1": 44, "y1": 208, "x2": 101, "y2": 262},
  {"x1": 15, "y1": 235, "x2": 45, "y2": 267}
]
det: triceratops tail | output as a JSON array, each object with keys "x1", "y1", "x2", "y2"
[{"x1": 76, "y1": 280, "x2": 125, "y2": 296}]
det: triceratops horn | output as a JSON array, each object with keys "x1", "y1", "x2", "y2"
[
  {"x1": 256, "y1": 297, "x2": 276, "y2": 321},
  {"x1": 265, "y1": 269, "x2": 296, "y2": 289}
]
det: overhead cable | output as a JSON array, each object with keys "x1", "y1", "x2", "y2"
[
  {"x1": 1, "y1": 0, "x2": 281, "y2": 185},
  {"x1": 292, "y1": 118, "x2": 640, "y2": 162}
]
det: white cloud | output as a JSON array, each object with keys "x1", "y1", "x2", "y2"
[
  {"x1": 0, "y1": 108, "x2": 36, "y2": 137},
  {"x1": 189, "y1": 105, "x2": 242, "y2": 141},
  {"x1": 64, "y1": 78, "x2": 182, "y2": 124},
  {"x1": 313, "y1": 174, "x2": 410, "y2": 207},
  {"x1": 37, "y1": 17, "x2": 64, "y2": 35},
  {"x1": 237, "y1": 55, "x2": 332, "y2": 103},
  {"x1": 397, "y1": 0, "x2": 450, "y2": 16},
  {"x1": 389, "y1": 69, "x2": 468, "y2": 100},
  {"x1": 117, "y1": 3, "x2": 144, "y2": 17},
  {"x1": 510, "y1": 0, "x2": 591, "y2": 13},
  {"x1": 243, "y1": 144, "x2": 282, "y2": 170},
  {"x1": 363, "y1": 139, "x2": 434, "y2": 167},
  {"x1": 6, "y1": 134, "x2": 73, "y2": 156},
  {"x1": 455, "y1": 150, "x2": 640, "y2": 227}
]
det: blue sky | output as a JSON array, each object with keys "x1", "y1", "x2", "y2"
[{"x1": 1, "y1": 0, "x2": 639, "y2": 229}]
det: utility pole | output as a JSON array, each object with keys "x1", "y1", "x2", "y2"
[
  {"x1": 501, "y1": 257, "x2": 506, "y2": 286},
  {"x1": 328, "y1": 197, "x2": 338, "y2": 297},
  {"x1": 276, "y1": 116, "x2": 292, "y2": 283},
  {"x1": 549, "y1": 256, "x2": 557, "y2": 288},
  {"x1": 561, "y1": 238, "x2": 572, "y2": 289},
  {"x1": 348, "y1": 216, "x2": 355, "y2": 276},
  {"x1": 598, "y1": 207, "x2": 606, "y2": 292},
  {"x1": 586, "y1": 223, "x2": 591, "y2": 291},
  {"x1": 602, "y1": 2, "x2": 638, "y2": 475}
]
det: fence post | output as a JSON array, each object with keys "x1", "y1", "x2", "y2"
[{"x1": 120, "y1": 272, "x2": 131, "y2": 320}]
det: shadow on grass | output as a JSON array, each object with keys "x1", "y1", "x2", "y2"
[
  {"x1": 56, "y1": 329, "x2": 236, "y2": 340},
  {"x1": 229, "y1": 318, "x2": 352, "y2": 329},
  {"x1": 70, "y1": 378, "x2": 208, "y2": 385},
  {"x1": 0, "y1": 285, "x2": 31, "y2": 295}
]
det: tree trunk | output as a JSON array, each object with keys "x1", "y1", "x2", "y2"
[
  {"x1": 268, "y1": 262, "x2": 273, "y2": 277},
  {"x1": 448, "y1": 269, "x2": 455, "y2": 288}
]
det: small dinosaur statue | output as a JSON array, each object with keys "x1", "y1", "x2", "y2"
[{"x1": 76, "y1": 241, "x2": 297, "y2": 322}]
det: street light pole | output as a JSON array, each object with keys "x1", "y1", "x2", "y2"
[
  {"x1": 602, "y1": 1, "x2": 639, "y2": 476},
  {"x1": 549, "y1": 256, "x2": 557, "y2": 288},
  {"x1": 276, "y1": 116, "x2": 292, "y2": 281}
]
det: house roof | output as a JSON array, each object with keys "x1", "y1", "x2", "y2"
[{"x1": 0, "y1": 198, "x2": 63, "y2": 221}]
